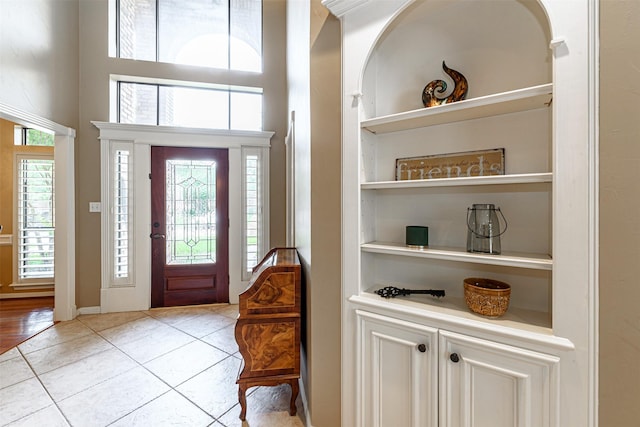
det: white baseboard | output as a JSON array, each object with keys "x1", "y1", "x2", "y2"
[
  {"x1": 10, "y1": 283, "x2": 54, "y2": 291},
  {"x1": 0, "y1": 291, "x2": 54, "y2": 299},
  {"x1": 298, "y1": 377, "x2": 314, "y2": 427},
  {"x1": 76, "y1": 306, "x2": 101, "y2": 315}
]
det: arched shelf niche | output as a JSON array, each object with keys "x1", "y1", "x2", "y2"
[
  {"x1": 361, "y1": 0, "x2": 552, "y2": 119},
  {"x1": 356, "y1": 0, "x2": 556, "y2": 316}
]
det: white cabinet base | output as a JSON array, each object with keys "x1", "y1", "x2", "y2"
[
  {"x1": 358, "y1": 310, "x2": 438, "y2": 427},
  {"x1": 439, "y1": 330, "x2": 559, "y2": 427},
  {"x1": 358, "y1": 310, "x2": 560, "y2": 427}
]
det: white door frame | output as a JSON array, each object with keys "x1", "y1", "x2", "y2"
[
  {"x1": 0, "y1": 103, "x2": 76, "y2": 321},
  {"x1": 93, "y1": 121, "x2": 272, "y2": 313}
]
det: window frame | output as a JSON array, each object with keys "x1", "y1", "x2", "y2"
[
  {"x1": 111, "y1": 143, "x2": 134, "y2": 285},
  {"x1": 14, "y1": 126, "x2": 55, "y2": 146},
  {"x1": 13, "y1": 153, "x2": 55, "y2": 285},
  {"x1": 115, "y1": 78, "x2": 264, "y2": 131},
  {"x1": 241, "y1": 146, "x2": 269, "y2": 281},
  {"x1": 94, "y1": 122, "x2": 273, "y2": 311},
  {"x1": 108, "y1": 142, "x2": 135, "y2": 287},
  {"x1": 114, "y1": 0, "x2": 263, "y2": 73}
]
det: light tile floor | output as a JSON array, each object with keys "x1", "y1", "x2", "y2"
[{"x1": 0, "y1": 304, "x2": 306, "y2": 427}]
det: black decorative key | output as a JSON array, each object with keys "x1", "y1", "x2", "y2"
[{"x1": 375, "y1": 286, "x2": 445, "y2": 299}]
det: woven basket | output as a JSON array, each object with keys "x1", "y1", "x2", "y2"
[{"x1": 463, "y1": 277, "x2": 511, "y2": 317}]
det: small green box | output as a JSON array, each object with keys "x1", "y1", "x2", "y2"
[{"x1": 406, "y1": 226, "x2": 429, "y2": 248}]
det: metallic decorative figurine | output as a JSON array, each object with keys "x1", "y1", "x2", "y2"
[
  {"x1": 422, "y1": 61, "x2": 468, "y2": 107},
  {"x1": 376, "y1": 286, "x2": 445, "y2": 299}
]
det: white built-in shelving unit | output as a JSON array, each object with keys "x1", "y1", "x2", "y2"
[{"x1": 325, "y1": 0, "x2": 597, "y2": 425}]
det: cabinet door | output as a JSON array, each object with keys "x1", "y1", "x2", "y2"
[
  {"x1": 439, "y1": 330, "x2": 559, "y2": 427},
  {"x1": 358, "y1": 310, "x2": 438, "y2": 427}
]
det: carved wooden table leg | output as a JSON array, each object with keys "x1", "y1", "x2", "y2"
[
  {"x1": 289, "y1": 379, "x2": 299, "y2": 416},
  {"x1": 238, "y1": 383, "x2": 248, "y2": 421}
]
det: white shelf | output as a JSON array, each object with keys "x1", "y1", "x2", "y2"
[
  {"x1": 350, "y1": 292, "x2": 577, "y2": 350},
  {"x1": 354, "y1": 291, "x2": 552, "y2": 337},
  {"x1": 361, "y1": 84, "x2": 553, "y2": 134},
  {"x1": 361, "y1": 172, "x2": 552, "y2": 190},
  {"x1": 361, "y1": 242, "x2": 552, "y2": 270}
]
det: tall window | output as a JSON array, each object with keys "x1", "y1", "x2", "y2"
[
  {"x1": 242, "y1": 147, "x2": 267, "y2": 280},
  {"x1": 115, "y1": 0, "x2": 264, "y2": 130},
  {"x1": 245, "y1": 154, "x2": 259, "y2": 271},
  {"x1": 109, "y1": 0, "x2": 268, "y2": 283},
  {"x1": 117, "y1": 0, "x2": 262, "y2": 73},
  {"x1": 113, "y1": 148, "x2": 132, "y2": 282},
  {"x1": 15, "y1": 155, "x2": 55, "y2": 283}
]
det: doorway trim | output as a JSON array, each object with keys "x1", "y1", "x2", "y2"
[
  {"x1": 0, "y1": 103, "x2": 76, "y2": 321},
  {"x1": 93, "y1": 121, "x2": 273, "y2": 313}
]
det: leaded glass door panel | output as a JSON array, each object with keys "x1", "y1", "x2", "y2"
[{"x1": 151, "y1": 146, "x2": 229, "y2": 307}]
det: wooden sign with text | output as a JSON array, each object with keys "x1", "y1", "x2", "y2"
[{"x1": 395, "y1": 148, "x2": 505, "y2": 181}]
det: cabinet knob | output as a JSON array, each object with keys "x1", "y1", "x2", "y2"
[
  {"x1": 417, "y1": 344, "x2": 427, "y2": 353},
  {"x1": 449, "y1": 352, "x2": 460, "y2": 363}
]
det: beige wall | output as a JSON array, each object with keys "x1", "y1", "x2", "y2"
[
  {"x1": 0, "y1": 0, "x2": 79, "y2": 129},
  {"x1": 288, "y1": 0, "x2": 342, "y2": 425},
  {"x1": 309, "y1": 3, "x2": 342, "y2": 427},
  {"x1": 599, "y1": 0, "x2": 640, "y2": 425},
  {"x1": 286, "y1": 0, "x2": 313, "y2": 418},
  {"x1": 0, "y1": 120, "x2": 13, "y2": 293}
]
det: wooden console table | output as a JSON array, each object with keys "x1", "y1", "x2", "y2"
[{"x1": 234, "y1": 247, "x2": 301, "y2": 421}]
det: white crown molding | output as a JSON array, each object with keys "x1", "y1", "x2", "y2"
[
  {"x1": 0, "y1": 102, "x2": 75, "y2": 137},
  {"x1": 322, "y1": 0, "x2": 371, "y2": 18},
  {"x1": 91, "y1": 121, "x2": 274, "y2": 148}
]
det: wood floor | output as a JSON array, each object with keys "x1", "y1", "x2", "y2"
[{"x1": 0, "y1": 296, "x2": 54, "y2": 354}]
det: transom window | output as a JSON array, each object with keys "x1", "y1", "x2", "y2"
[
  {"x1": 117, "y1": 0, "x2": 262, "y2": 73},
  {"x1": 117, "y1": 81, "x2": 263, "y2": 131},
  {"x1": 14, "y1": 126, "x2": 55, "y2": 146}
]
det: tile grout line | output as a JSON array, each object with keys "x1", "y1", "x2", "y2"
[
  {"x1": 10, "y1": 313, "x2": 158, "y2": 426},
  {"x1": 135, "y1": 308, "x2": 247, "y2": 424},
  {"x1": 16, "y1": 345, "x2": 73, "y2": 427},
  {"x1": 134, "y1": 314, "x2": 245, "y2": 424},
  {"x1": 4, "y1": 305, "x2": 299, "y2": 426},
  {"x1": 78, "y1": 309, "x2": 241, "y2": 425}
]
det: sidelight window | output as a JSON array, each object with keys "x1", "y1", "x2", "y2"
[
  {"x1": 110, "y1": 143, "x2": 134, "y2": 286},
  {"x1": 242, "y1": 147, "x2": 267, "y2": 280},
  {"x1": 113, "y1": 148, "x2": 132, "y2": 280}
]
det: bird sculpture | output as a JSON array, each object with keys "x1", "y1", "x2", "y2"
[{"x1": 422, "y1": 61, "x2": 468, "y2": 108}]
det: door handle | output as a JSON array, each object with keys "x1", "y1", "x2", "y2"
[{"x1": 150, "y1": 233, "x2": 166, "y2": 239}]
